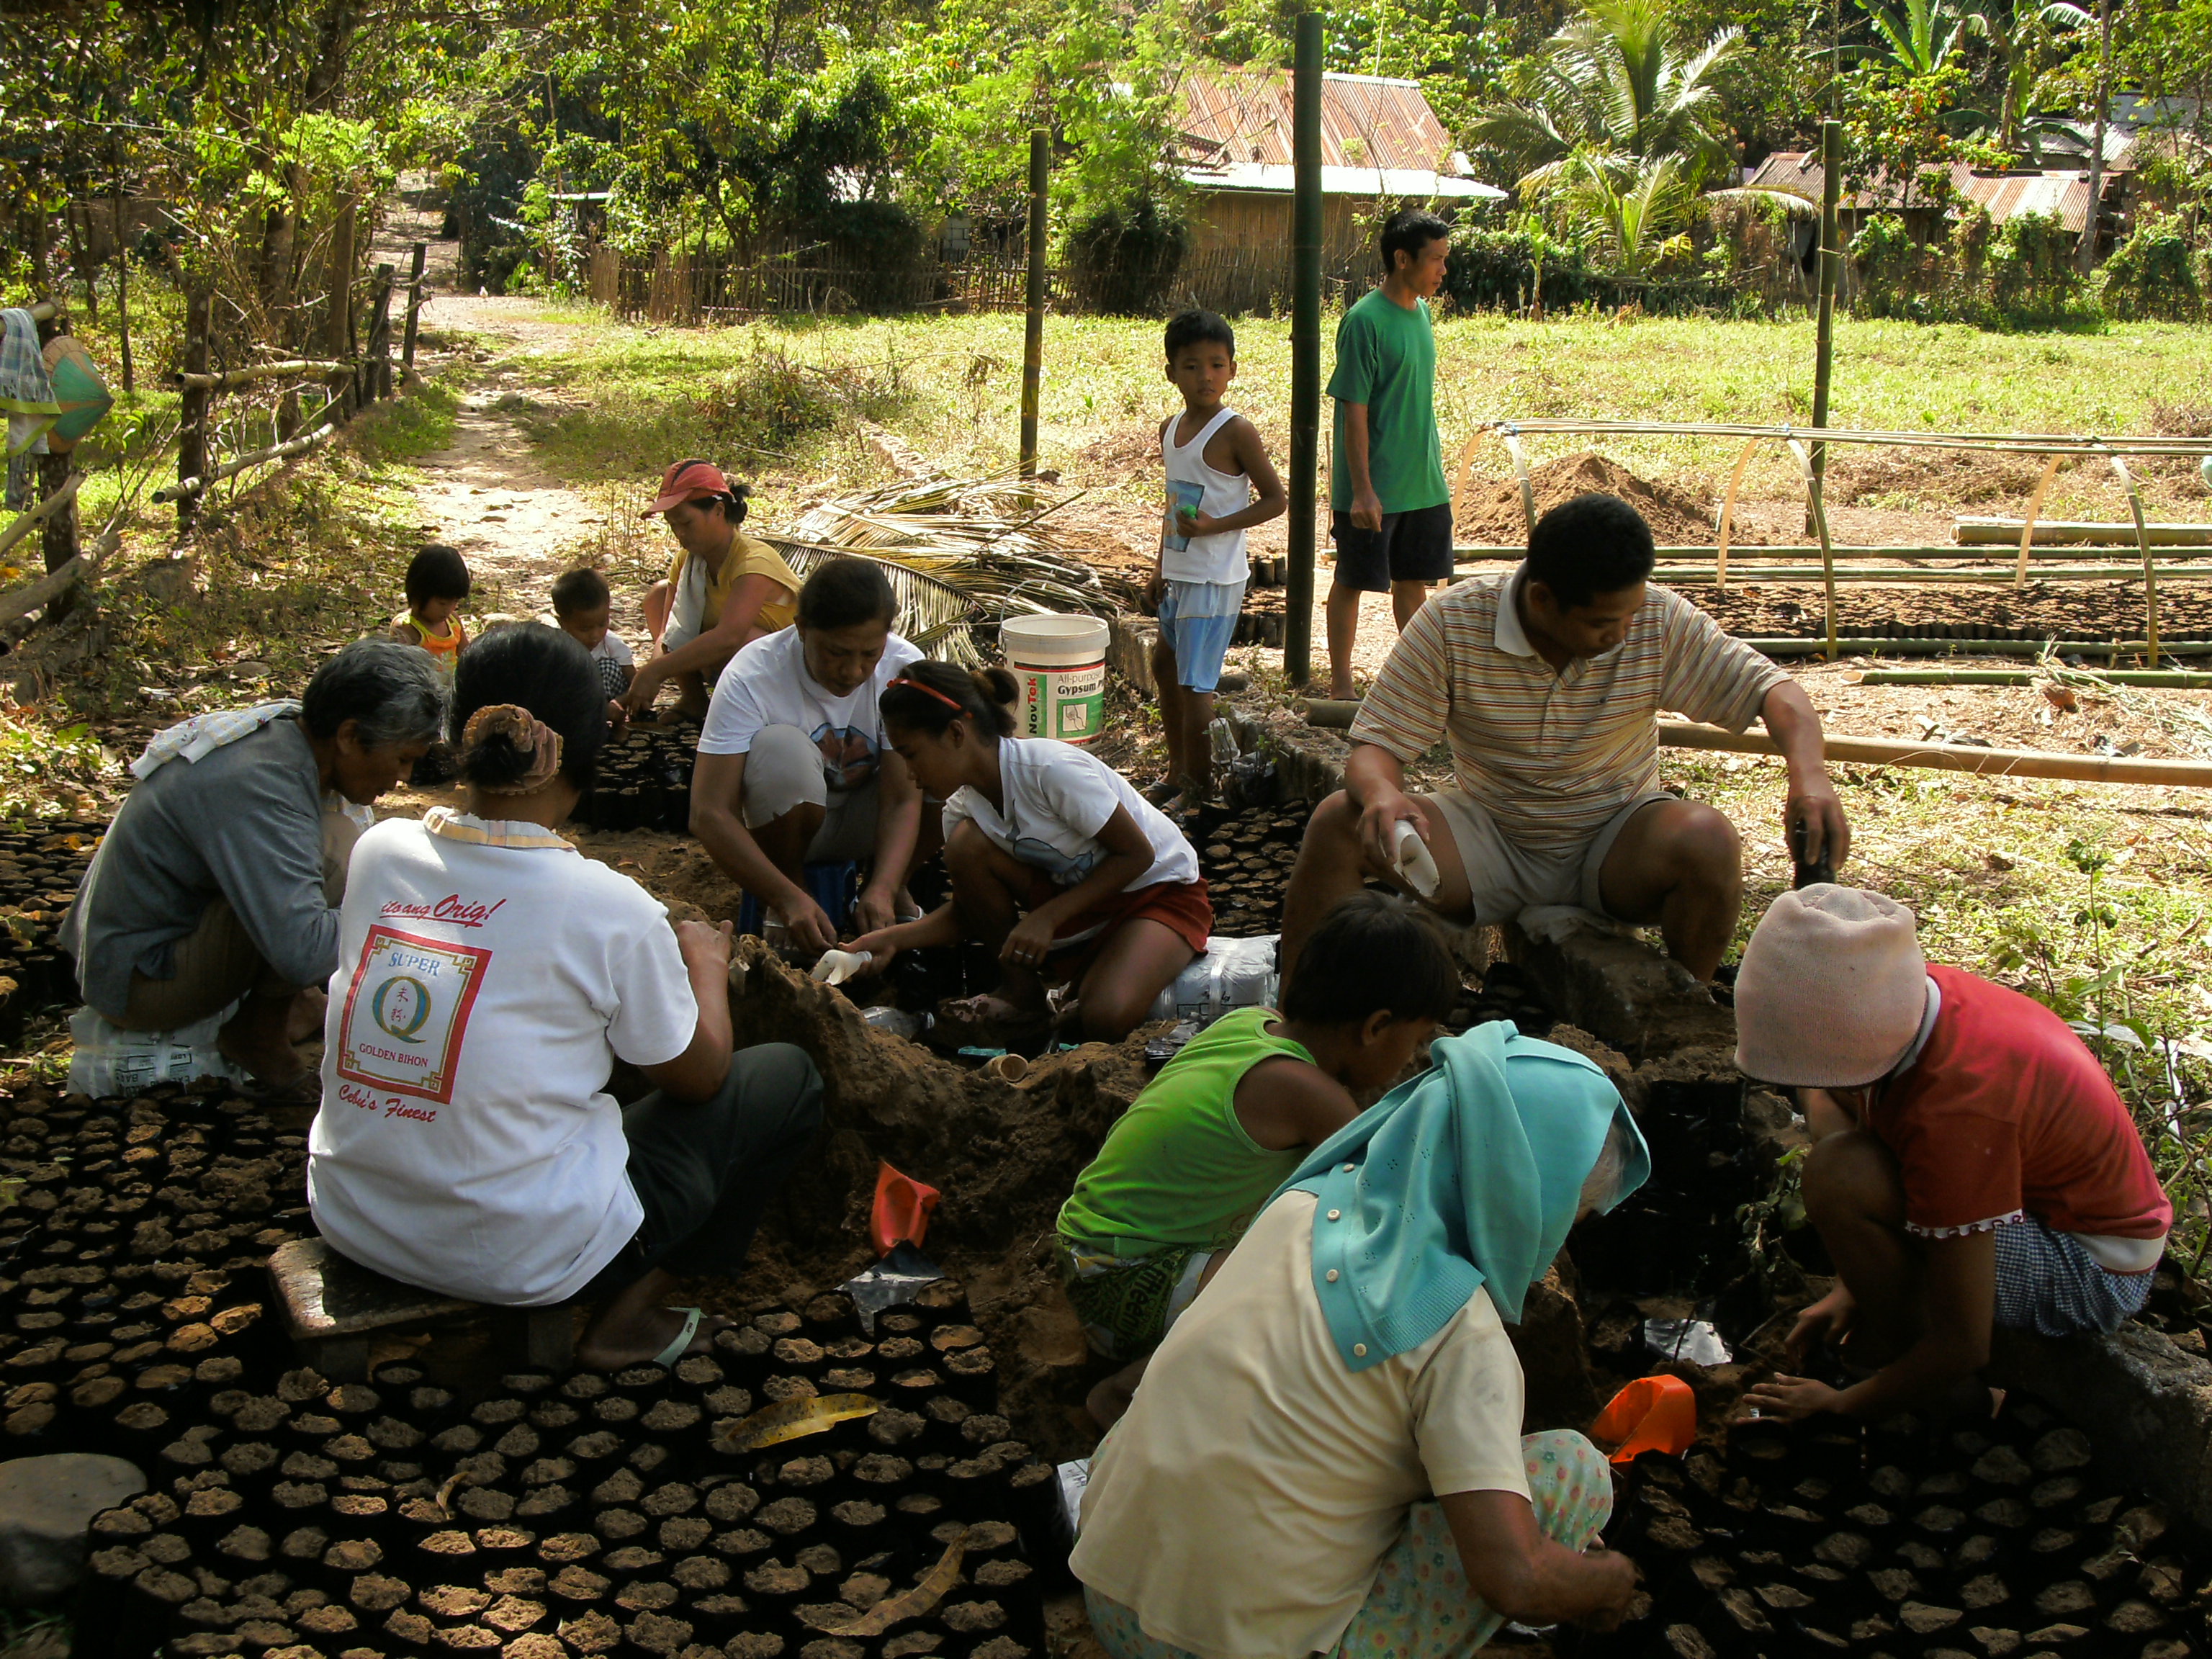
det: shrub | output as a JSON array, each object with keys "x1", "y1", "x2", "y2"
[
  {"x1": 2100, "y1": 215, "x2": 2203, "y2": 320},
  {"x1": 1063, "y1": 194, "x2": 1188, "y2": 315}
]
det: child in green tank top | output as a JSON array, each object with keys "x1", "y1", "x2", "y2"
[{"x1": 1058, "y1": 892, "x2": 1460, "y2": 1426}]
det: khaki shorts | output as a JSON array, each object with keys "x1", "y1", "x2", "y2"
[
  {"x1": 1419, "y1": 788, "x2": 1676, "y2": 927},
  {"x1": 741, "y1": 722, "x2": 882, "y2": 863}
]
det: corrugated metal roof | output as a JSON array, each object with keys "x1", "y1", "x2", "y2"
[
  {"x1": 1743, "y1": 151, "x2": 2103, "y2": 230},
  {"x1": 1180, "y1": 162, "x2": 1506, "y2": 199},
  {"x1": 1174, "y1": 68, "x2": 1465, "y2": 176}
]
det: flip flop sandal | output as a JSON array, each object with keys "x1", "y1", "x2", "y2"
[{"x1": 651, "y1": 1306, "x2": 706, "y2": 1367}]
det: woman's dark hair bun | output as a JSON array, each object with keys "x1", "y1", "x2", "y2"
[
  {"x1": 880, "y1": 658, "x2": 1019, "y2": 740},
  {"x1": 974, "y1": 667, "x2": 1020, "y2": 709},
  {"x1": 461, "y1": 718, "x2": 536, "y2": 788}
]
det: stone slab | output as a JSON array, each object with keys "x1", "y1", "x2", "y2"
[
  {"x1": 267, "y1": 1236, "x2": 476, "y2": 1339},
  {"x1": 0, "y1": 1452, "x2": 145, "y2": 1604}
]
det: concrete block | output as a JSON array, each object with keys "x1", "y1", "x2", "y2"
[
  {"x1": 1107, "y1": 616, "x2": 1159, "y2": 699},
  {"x1": 0, "y1": 1452, "x2": 146, "y2": 1604},
  {"x1": 1502, "y1": 911, "x2": 1737, "y2": 1063},
  {"x1": 1991, "y1": 1323, "x2": 2212, "y2": 1535}
]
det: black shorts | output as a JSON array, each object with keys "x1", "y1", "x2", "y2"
[{"x1": 1330, "y1": 502, "x2": 1455, "y2": 592}]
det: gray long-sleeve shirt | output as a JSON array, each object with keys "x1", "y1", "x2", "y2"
[{"x1": 62, "y1": 716, "x2": 339, "y2": 1020}]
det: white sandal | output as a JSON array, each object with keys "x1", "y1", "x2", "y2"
[{"x1": 649, "y1": 1305, "x2": 705, "y2": 1367}]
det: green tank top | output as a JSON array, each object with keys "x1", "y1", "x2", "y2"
[{"x1": 1057, "y1": 1006, "x2": 1317, "y2": 1254}]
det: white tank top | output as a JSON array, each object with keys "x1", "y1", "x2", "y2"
[{"x1": 1160, "y1": 405, "x2": 1254, "y2": 585}]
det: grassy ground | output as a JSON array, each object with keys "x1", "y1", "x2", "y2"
[{"x1": 501, "y1": 305, "x2": 2212, "y2": 519}]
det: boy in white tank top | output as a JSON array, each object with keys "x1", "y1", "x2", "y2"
[{"x1": 1151, "y1": 310, "x2": 1287, "y2": 805}]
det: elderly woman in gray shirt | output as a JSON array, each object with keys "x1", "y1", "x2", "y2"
[{"x1": 63, "y1": 640, "x2": 444, "y2": 1102}]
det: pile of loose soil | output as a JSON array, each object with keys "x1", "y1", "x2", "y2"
[
  {"x1": 1673, "y1": 580, "x2": 2212, "y2": 642},
  {"x1": 1458, "y1": 453, "x2": 1745, "y2": 547}
]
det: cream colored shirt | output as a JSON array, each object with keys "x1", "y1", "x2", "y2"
[
  {"x1": 1350, "y1": 566, "x2": 1786, "y2": 853},
  {"x1": 1071, "y1": 1192, "x2": 1530, "y2": 1659}
]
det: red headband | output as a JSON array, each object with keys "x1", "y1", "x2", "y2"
[{"x1": 893, "y1": 674, "x2": 969, "y2": 716}]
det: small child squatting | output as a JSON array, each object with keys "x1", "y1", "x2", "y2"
[
  {"x1": 390, "y1": 544, "x2": 471, "y2": 680},
  {"x1": 553, "y1": 566, "x2": 636, "y2": 734},
  {"x1": 1149, "y1": 310, "x2": 1285, "y2": 807},
  {"x1": 1057, "y1": 890, "x2": 1459, "y2": 1427},
  {"x1": 848, "y1": 660, "x2": 1212, "y2": 1048}
]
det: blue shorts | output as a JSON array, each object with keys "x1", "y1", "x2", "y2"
[
  {"x1": 1992, "y1": 1214, "x2": 2154, "y2": 1337},
  {"x1": 1156, "y1": 580, "x2": 1244, "y2": 693}
]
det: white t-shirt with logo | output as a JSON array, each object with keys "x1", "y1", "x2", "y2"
[
  {"x1": 696, "y1": 626, "x2": 922, "y2": 796},
  {"x1": 943, "y1": 738, "x2": 1199, "y2": 892},
  {"x1": 307, "y1": 809, "x2": 697, "y2": 1306}
]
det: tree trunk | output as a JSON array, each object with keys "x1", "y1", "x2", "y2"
[
  {"x1": 325, "y1": 198, "x2": 357, "y2": 368},
  {"x1": 2077, "y1": 0, "x2": 2113, "y2": 274}
]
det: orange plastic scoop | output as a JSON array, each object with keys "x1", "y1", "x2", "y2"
[
  {"x1": 871, "y1": 1161, "x2": 941, "y2": 1256},
  {"x1": 1589, "y1": 1375, "x2": 1699, "y2": 1465}
]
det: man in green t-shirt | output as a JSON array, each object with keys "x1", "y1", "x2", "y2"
[{"x1": 1327, "y1": 209, "x2": 1455, "y2": 700}]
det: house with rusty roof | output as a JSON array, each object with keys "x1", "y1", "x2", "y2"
[{"x1": 1168, "y1": 68, "x2": 1503, "y2": 269}]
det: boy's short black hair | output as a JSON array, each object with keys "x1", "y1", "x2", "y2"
[
  {"x1": 1164, "y1": 309, "x2": 1236, "y2": 360},
  {"x1": 1281, "y1": 891, "x2": 1459, "y2": 1027},
  {"x1": 405, "y1": 544, "x2": 470, "y2": 607},
  {"x1": 1526, "y1": 493, "x2": 1657, "y2": 611},
  {"x1": 1380, "y1": 209, "x2": 1452, "y2": 274},
  {"x1": 551, "y1": 567, "x2": 611, "y2": 616}
]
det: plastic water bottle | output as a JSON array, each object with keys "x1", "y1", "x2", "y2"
[{"x1": 1208, "y1": 716, "x2": 1240, "y2": 766}]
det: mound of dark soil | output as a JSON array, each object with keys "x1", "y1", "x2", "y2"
[{"x1": 1457, "y1": 452, "x2": 1744, "y2": 547}]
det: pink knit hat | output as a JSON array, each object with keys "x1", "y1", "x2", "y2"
[{"x1": 1734, "y1": 884, "x2": 1928, "y2": 1088}]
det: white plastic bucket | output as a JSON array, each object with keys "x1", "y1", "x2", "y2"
[{"x1": 1003, "y1": 614, "x2": 1109, "y2": 745}]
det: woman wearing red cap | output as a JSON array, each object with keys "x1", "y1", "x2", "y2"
[{"x1": 628, "y1": 459, "x2": 804, "y2": 719}]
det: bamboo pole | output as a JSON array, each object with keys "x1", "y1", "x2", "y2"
[
  {"x1": 1715, "y1": 437, "x2": 1759, "y2": 591},
  {"x1": 24, "y1": 300, "x2": 60, "y2": 322},
  {"x1": 2106, "y1": 451, "x2": 2159, "y2": 662},
  {"x1": 0, "y1": 475, "x2": 80, "y2": 562},
  {"x1": 1747, "y1": 637, "x2": 2212, "y2": 657},
  {"x1": 153, "y1": 420, "x2": 340, "y2": 503},
  {"x1": 1659, "y1": 719, "x2": 2212, "y2": 786},
  {"x1": 1454, "y1": 543, "x2": 2212, "y2": 561},
  {"x1": 2012, "y1": 454, "x2": 2064, "y2": 586},
  {"x1": 1460, "y1": 418, "x2": 2212, "y2": 458},
  {"x1": 1964, "y1": 518, "x2": 2212, "y2": 547},
  {"x1": 0, "y1": 529, "x2": 117, "y2": 626},
  {"x1": 1848, "y1": 667, "x2": 2212, "y2": 687},
  {"x1": 1808, "y1": 120, "x2": 1841, "y2": 528},
  {"x1": 1786, "y1": 436, "x2": 1840, "y2": 659},
  {"x1": 1018, "y1": 130, "x2": 1048, "y2": 482},
  {"x1": 1285, "y1": 9, "x2": 1323, "y2": 688},
  {"x1": 172, "y1": 360, "x2": 351, "y2": 390},
  {"x1": 1648, "y1": 562, "x2": 2212, "y2": 583},
  {"x1": 176, "y1": 287, "x2": 211, "y2": 537}
]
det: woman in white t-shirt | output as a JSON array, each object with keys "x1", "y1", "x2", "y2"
[
  {"x1": 693, "y1": 559, "x2": 926, "y2": 955},
  {"x1": 847, "y1": 659, "x2": 1212, "y2": 1046},
  {"x1": 308, "y1": 624, "x2": 823, "y2": 1370}
]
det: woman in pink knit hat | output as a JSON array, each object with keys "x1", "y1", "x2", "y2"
[{"x1": 1733, "y1": 884, "x2": 2170, "y2": 1422}]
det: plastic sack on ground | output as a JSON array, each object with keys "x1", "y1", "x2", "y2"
[
  {"x1": 1589, "y1": 1374, "x2": 1699, "y2": 1465},
  {"x1": 1146, "y1": 935, "x2": 1280, "y2": 1028},
  {"x1": 67, "y1": 1002, "x2": 248, "y2": 1098}
]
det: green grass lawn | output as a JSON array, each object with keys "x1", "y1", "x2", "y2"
[{"x1": 500, "y1": 307, "x2": 2212, "y2": 520}]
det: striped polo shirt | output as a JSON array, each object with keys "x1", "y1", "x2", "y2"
[{"x1": 1349, "y1": 566, "x2": 1787, "y2": 853}]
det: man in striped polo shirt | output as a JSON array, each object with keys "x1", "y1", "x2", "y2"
[{"x1": 1281, "y1": 493, "x2": 1848, "y2": 985}]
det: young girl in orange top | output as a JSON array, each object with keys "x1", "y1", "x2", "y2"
[{"x1": 390, "y1": 544, "x2": 471, "y2": 688}]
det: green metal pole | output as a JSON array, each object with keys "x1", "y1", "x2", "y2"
[
  {"x1": 1020, "y1": 129, "x2": 1048, "y2": 480},
  {"x1": 1285, "y1": 12, "x2": 1323, "y2": 687}
]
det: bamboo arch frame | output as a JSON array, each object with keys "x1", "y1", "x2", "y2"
[{"x1": 1449, "y1": 419, "x2": 2212, "y2": 662}]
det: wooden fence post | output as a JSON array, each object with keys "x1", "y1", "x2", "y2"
[
  {"x1": 179, "y1": 287, "x2": 212, "y2": 538},
  {"x1": 110, "y1": 168, "x2": 135, "y2": 395},
  {"x1": 400, "y1": 241, "x2": 426, "y2": 376},
  {"x1": 30, "y1": 308, "x2": 81, "y2": 615},
  {"x1": 367, "y1": 264, "x2": 395, "y2": 400},
  {"x1": 1019, "y1": 129, "x2": 1048, "y2": 481},
  {"x1": 1284, "y1": 11, "x2": 1324, "y2": 687}
]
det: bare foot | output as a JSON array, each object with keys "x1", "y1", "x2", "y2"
[
  {"x1": 576, "y1": 1305, "x2": 734, "y2": 1371},
  {"x1": 287, "y1": 988, "x2": 328, "y2": 1045}
]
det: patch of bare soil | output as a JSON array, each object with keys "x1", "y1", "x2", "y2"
[
  {"x1": 1784, "y1": 658, "x2": 2212, "y2": 761},
  {"x1": 1457, "y1": 451, "x2": 1743, "y2": 546},
  {"x1": 1825, "y1": 446, "x2": 2059, "y2": 508}
]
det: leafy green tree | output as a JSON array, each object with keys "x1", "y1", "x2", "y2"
[
  {"x1": 1854, "y1": 0, "x2": 1971, "y2": 80},
  {"x1": 1530, "y1": 149, "x2": 1699, "y2": 273},
  {"x1": 1470, "y1": 0, "x2": 1745, "y2": 194}
]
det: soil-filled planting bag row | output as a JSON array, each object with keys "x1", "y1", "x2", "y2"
[
  {"x1": 1192, "y1": 804, "x2": 1308, "y2": 935},
  {"x1": 1593, "y1": 1404, "x2": 2211, "y2": 1659},
  {"x1": 0, "y1": 819, "x2": 104, "y2": 1037},
  {"x1": 0, "y1": 1082, "x2": 1053, "y2": 1659},
  {"x1": 575, "y1": 722, "x2": 703, "y2": 836}
]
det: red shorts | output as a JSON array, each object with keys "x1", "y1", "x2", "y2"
[{"x1": 1026, "y1": 871, "x2": 1213, "y2": 981}]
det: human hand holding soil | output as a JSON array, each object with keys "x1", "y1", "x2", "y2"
[
  {"x1": 1784, "y1": 1283, "x2": 1855, "y2": 1367},
  {"x1": 1742, "y1": 1372, "x2": 1845, "y2": 1421}
]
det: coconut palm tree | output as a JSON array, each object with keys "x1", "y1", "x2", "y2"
[
  {"x1": 1470, "y1": 0, "x2": 1745, "y2": 194},
  {"x1": 1963, "y1": 0, "x2": 2092, "y2": 156},
  {"x1": 1856, "y1": 0, "x2": 1972, "y2": 78},
  {"x1": 1533, "y1": 150, "x2": 1701, "y2": 276}
]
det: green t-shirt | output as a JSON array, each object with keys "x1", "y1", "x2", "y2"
[
  {"x1": 1057, "y1": 1007, "x2": 1317, "y2": 1252},
  {"x1": 1327, "y1": 286, "x2": 1449, "y2": 514}
]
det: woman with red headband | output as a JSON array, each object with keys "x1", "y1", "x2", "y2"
[
  {"x1": 628, "y1": 459, "x2": 804, "y2": 719},
  {"x1": 848, "y1": 659, "x2": 1211, "y2": 1046}
]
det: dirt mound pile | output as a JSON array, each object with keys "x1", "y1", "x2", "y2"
[{"x1": 1457, "y1": 451, "x2": 1742, "y2": 547}]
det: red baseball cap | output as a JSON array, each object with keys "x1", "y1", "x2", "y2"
[{"x1": 642, "y1": 459, "x2": 729, "y2": 517}]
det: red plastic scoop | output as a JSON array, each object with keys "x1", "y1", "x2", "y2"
[
  {"x1": 1590, "y1": 1374, "x2": 1699, "y2": 1465},
  {"x1": 871, "y1": 1161, "x2": 941, "y2": 1256}
]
